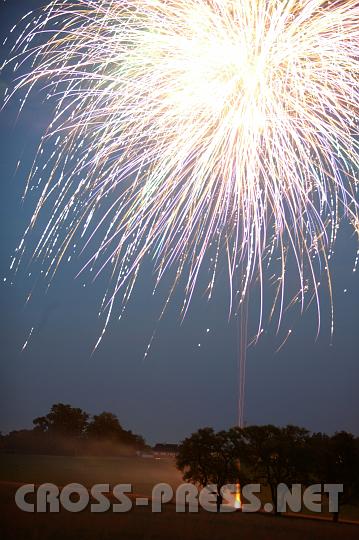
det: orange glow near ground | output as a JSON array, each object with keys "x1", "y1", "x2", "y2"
[{"x1": 234, "y1": 484, "x2": 241, "y2": 509}]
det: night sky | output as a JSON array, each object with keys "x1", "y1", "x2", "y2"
[{"x1": 0, "y1": 0, "x2": 358, "y2": 445}]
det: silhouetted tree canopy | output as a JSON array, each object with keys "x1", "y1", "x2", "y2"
[
  {"x1": 228, "y1": 424, "x2": 310, "y2": 513},
  {"x1": 176, "y1": 427, "x2": 245, "y2": 511},
  {"x1": 1, "y1": 403, "x2": 145, "y2": 456},
  {"x1": 86, "y1": 411, "x2": 145, "y2": 448},
  {"x1": 33, "y1": 403, "x2": 89, "y2": 437},
  {"x1": 308, "y1": 431, "x2": 359, "y2": 521},
  {"x1": 177, "y1": 424, "x2": 358, "y2": 520}
]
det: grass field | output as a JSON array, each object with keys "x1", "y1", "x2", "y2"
[
  {"x1": 0, "y1": 453, "x2": 183, "y2": 496},
  {"x1": 0, "y1": 454, "x2": 358, "y2": 540}
]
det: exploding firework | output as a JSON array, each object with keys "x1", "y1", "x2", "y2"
[{"x1": 2, "y1": 0, "x2": 359, "y2": 353}]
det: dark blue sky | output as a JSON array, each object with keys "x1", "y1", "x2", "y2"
[{"x1": 0, "y1": 0, "x2": 358, "y2": 444}]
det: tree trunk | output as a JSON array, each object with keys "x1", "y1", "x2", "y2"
[
  {"x1": 216, "y1": 492, "x2": 223, "y2": 513},
  {"x1": 270, "y1": 484, "x2": 279, "y2": 515},
  {"x1": 332, "y1": 499, "x2": 341, "y2": 522}
]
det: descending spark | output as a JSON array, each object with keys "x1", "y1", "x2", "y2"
[
  {"x1": 275, "y1": 328, "x2": 292, "y2": 354},
  {"x1": 2, "y1": 0, "x2": 359, "y2": 358},
  {"x1": 21, "y1": 327, "x2": 34, "y2": 352}
]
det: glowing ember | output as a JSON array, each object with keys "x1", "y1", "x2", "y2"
[{"x1": 234, "y1": 483, "x2": 241, "y2": 509}]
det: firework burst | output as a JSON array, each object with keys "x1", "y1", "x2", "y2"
[{"x1": 3, "y1": 0, "x2": 359, "y2": 348}]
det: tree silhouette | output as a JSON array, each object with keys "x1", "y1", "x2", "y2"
[
  {"x1": 33, "y1": 403, "x2": 89, "y2": 437},
  {"x1": 229, "y1": 424, "x2": 310, "y2": 514},
  {"x1": 176, "y1": 427, "x2": 242, "y2": 512},
  {"x1": 309, "y1": 431, "x2": 359, "y2": 521},
  {"x1": 86, "y1": 411, "x2": 145, "y2": 449}
]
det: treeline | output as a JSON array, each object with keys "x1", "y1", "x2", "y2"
[
  {"x1": 176, "y1": 425, "x2": 359, "y2": 521},
  {"x1": 0, "y1": 403, "x2": 146, "y2": 456}
]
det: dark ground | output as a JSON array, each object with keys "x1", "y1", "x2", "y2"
[
  {"x1": 1, "y1": 482, "x2": 359, "y2": 540},
  {"x1": 0, "y1": 454, "x2": 358, "y2": 539}
]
